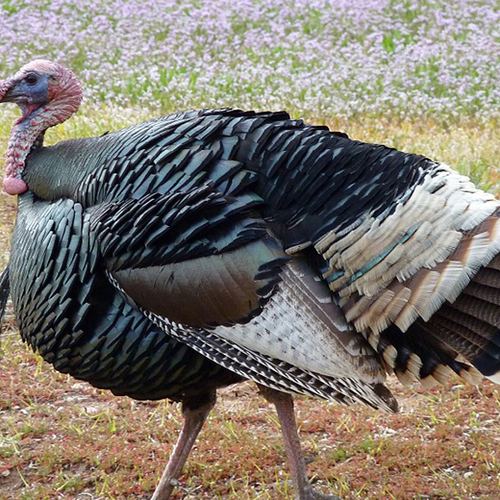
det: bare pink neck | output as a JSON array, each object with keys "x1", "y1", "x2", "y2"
[
  {"x1": 4, "y1": 92, "x2": 82, "y2": 195},
  {"x1": 6, "y1": 113, "x2": 46, "y2": 176}
]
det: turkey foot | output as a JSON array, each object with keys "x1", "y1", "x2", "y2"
[{"x1": 258, "y1": 385, "x2": 343, "y2": 500}]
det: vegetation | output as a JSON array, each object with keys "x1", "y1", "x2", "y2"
[{"x1": 2, "y1": 0, "x2": 500, "y2": 123}]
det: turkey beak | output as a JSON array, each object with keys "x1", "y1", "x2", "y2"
[{"x1": 0, "y1": 79, "x2": 24, "y2": 104}]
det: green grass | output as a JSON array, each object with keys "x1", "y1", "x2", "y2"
[{"x1": 1, "y1": 108, "x2": 500, "y2": 499}]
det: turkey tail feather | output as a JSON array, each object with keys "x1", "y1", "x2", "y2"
[
  {"x1": 425, "y1": 254, "x2": 500, "y2": 383},
  {"x1": 370, "y1": 251, "x2": 500, "y2": 388}
]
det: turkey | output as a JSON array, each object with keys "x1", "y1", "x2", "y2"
[{"x1": 2, "y1": 60, "x2": 500, "y2": 500}]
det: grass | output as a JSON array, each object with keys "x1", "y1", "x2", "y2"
[{"x1": 1, "y1": 107, "x2": 500, "y2": 499}]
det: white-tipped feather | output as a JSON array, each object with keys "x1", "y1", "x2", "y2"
[
  {"x1": 382, "y1": 345, "x2": 398, "y2": 369},
  {"x1": 459, "y1": 366, "x2": 482, "y2": 385},
  {"x1": 419, "y1": 261, "x2": 466, "y2": 321},
  {"x1": 420, "y1": 375, "x2": 440, "y2": 389},
  {"x1": 367, "y1": 330, "x2": 380, "y2": 352},
  {"x1": 395, "y1": 270, "x2": 440, "y2": 332},
  {"x1": 315, "y1": 229, "x2": 339, "y2": 256},
  {"x1": 285, "y1": 241, "x2": 312, "y2": 254},
  {"x1": 432, "y1": 364, "x2": 455, "y2": 385},
  {"x1": 366, "y1": 285, "x2": 412, "y2": 335},
  {"x1": 407, "y1": 353, "x2": 423, "y2": 378},
  {"x1": 459, "y1": 201, "x2": 499, "y2": 231},
  {"x1": 395, "y1": 230, "x2": 463, "y2": 282},
  {"x1": 318, "y1": 216, "x2": 372, "y2": 260},
  {"x1": 353, "y1": 290, "x2": 394, "y2": 332},
  {"x1": 395, "y1": 369, "x2": 416, "y2": 386},
  {"x1": 344, "y1": 294, "x2": 373, "y2": 322},
  {"x1": 318, "y1": 161, "x2": 500, "y2": 343}
]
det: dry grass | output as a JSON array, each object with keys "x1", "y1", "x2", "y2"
[
  {"x1": 1, "y1": 328, "x2": 500, "y2": 500},
  {"x1": 1, "y1": 109, "x2": 500, "y2": 500}
]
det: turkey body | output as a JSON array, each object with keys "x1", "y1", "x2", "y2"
[
  {"x1": 12, "y1": 108, "x2": 500, "y2": 403},
  {"x1": 11, "y1": 109, "x2": 401, "y2": 406},
  {"x1": 7, "y1": 107, "x2": 500, "y2": 500}
]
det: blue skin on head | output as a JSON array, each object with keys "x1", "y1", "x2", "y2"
[
  {"x1": 2, "y1": 72, "x2": 50, "y2": 121},
  {"x1": 16, "y1": 73, "x2": 50, "y2": 120},
  {"x1": 17, "y1": 73, "x2": 50, "y2": 103}
]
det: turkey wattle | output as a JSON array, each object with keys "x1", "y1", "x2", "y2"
[{"x1": 2, "y1": 59, "x2": 500, "y2": 500}]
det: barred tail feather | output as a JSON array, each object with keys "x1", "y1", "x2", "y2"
[
  {"x1": 372, "y1": 322, "x2": 482, "y2": 388},
  {"x1": 370, "y1": 253, "x2": 500, "y2": 387},
  {"x1": 426, "y1": 254, "x2": 500, "y2": 382}
]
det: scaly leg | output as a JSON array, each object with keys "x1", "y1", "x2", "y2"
[
  {"x1": 151, "y1": 391, "x2": 216, "y2": 500},
  {"x1": 259, "y1": 385, "x2": 342, "y2": 500}
]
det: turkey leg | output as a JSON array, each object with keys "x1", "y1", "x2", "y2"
[
  {"x1": 151, "y1": 391, "x2": 216, "y2": 500},
  {"x1": 259, "y1": 385, "x2": 342, "y2": 500}
]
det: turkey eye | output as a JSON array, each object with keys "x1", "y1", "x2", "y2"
[{"x1": 25, "y1": 74, "x2": 38, "y2": 86}]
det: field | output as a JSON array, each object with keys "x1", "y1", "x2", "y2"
[{"x1": 2, "y1": 0, "x2": 500, "y2": 499}]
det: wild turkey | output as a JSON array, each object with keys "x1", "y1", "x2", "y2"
[{"x1": 1, "y1": 60, "x2": 500, "y2": 500}]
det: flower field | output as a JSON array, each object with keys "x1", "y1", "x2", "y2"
[{"x1": 2, "y1": 0, "x2": 500, "y2": 122}]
